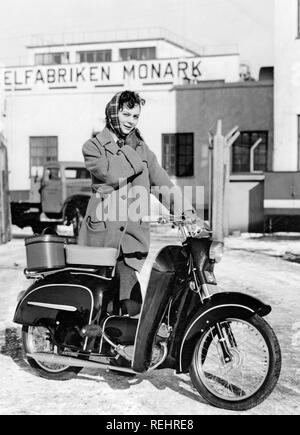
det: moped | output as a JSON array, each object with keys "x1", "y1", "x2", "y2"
[{"x1": 14, "y1": 216, "x2": 281, "y2": 411}]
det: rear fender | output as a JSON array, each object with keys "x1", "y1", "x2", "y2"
[
  {"x1": 178, "y1": 292, "x2": 271, "y2": 373},
  {"x1": 13, "y1": 271, "x2": 116, "y2": 329}
]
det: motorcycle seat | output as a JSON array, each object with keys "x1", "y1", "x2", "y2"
[{"x1": 65, "y1": 245, "x2": 118, "y2": 267}]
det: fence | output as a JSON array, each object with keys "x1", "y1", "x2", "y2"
[{"x1": 0, "y1": 135, "x2": 11, "y2": 244}]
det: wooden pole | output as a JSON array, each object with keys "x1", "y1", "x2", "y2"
[
  {"x1": 208, "y1": 132, "x2": 214, "y2": 225},
  {"x1": 211, "y1": 122, "x2": 240, "y2": 241},
  {"x1": 212, "y1": 120, "x2": 225, "y2": 242}
]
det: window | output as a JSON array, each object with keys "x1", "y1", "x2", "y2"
[
  {"x1": 162, "y1": 134, "x2": 176, "y2": 175},
  {"x1": 120, "y1": 47, "x2": 156, "y2": 61},
  {"x1": 45, "y1": 167, "x2": 61, "y2": 181},
  {"x1": 162, "y1": 133, "x2": 194, "y2": 177},
  {"x1": 30, "y1": 137, "x2": 58, "y2": 178},
  {"x1": 77, "y1": 50, "x2": 112, "y2": 63},
  {"x1": 232, "y1": 131, "x2": 268, "y2": 173},
  {"x1": 64, "y1": 167, "x2": 90, "y2": 179},
  {"x1": 34, "y1": 52, "x2": 69, "y2": 65}
]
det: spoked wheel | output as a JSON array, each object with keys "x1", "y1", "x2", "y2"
[
  {"x1": 189, "y1": 315, "x2": 281, "y2": 411},
  {"x1": 22, "y1": 326, "x2": 82, "y2": 380}
]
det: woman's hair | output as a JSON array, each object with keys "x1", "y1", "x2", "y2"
[
  {"x1": 118, "y1": 91, "x2": 145, "y2": 111},
  {"x1": 105, "y1": 91, "x2": 146, "y2": 137}
]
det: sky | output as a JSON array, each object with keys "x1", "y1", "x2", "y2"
[{"x1": 0, "y1": 0, "x2": 274, "y2": 78}]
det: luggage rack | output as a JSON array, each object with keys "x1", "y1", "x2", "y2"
[{"x1": 24, "y1": 266, "x2": 112, "y2": 281}]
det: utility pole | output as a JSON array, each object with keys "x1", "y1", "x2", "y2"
[{"x1": 210, "y1": 120, "x2": 240, "y2": 242}]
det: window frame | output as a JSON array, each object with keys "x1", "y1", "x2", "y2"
[
  {"x1": 29, "y1": 136, "x2": 58, "y2": 178},
  {"x1": 119, "y1": 46, "x2": 156, "y2": 61},
  {"x1": 231, "y1": 130, "x2": 268, "y2": 174},
  {"x1": 76, "y1": 49, "x2": 112, "y2": 63},
  {"x1": 44, "y1": 167, "x2": 61, "y2": 181},
  {"x1": 34, "y1": 52, "x2": 68, "y2": 66},
  {"x1": 162, "y1": 133, "x2": 194, "y2": 178},
  {"x1": 64, "y1": 167, "x2": 90, "y2": 180}
]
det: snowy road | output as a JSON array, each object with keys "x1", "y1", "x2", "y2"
[{"x1": 0, "y1": 229, "x2": 299, "y2": 415}]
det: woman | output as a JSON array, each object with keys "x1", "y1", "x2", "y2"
[{"x1": 78, "y1": 90, "x2": 196, "y2": 317}]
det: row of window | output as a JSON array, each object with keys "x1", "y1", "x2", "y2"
[
  {"x1": 34, "y1": 47, "x2": 157, "y2": 65},
  {"x1": 29, "y1": 132, "x2": 269, "y2": 179}
]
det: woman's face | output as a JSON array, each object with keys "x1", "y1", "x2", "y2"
[{"x1": 118, "y1": 103, "x2": 141, "y2": 135}]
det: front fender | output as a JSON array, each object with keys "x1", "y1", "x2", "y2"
[{"x1": 178, "y1": 292, "x2": 271, "y2": 373}]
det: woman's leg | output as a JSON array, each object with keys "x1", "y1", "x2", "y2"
[{"x1": 115, "y1": 259, "x2": 142, "y2": 316}]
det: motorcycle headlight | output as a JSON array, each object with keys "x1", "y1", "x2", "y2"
[{"x1": 209, "y1": 242, "x2": 224, "y2": 263}]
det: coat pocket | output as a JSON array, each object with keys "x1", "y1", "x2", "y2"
[{"x1": 86, "y1": 216, "x2": 107, "y2": 232}]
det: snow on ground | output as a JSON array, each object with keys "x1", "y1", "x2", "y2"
[{"x1": 0, "y1": 226, "x2": 299, "y2": 415}]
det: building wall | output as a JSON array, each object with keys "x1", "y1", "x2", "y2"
[
  {"x1": 5, "y1": 88, "x2": 176, "y2": 191},
  {"x1": 229, "y1": 177, "x2": 265, "y2": 233},
  {"x1": 27, "y1": 38, "x2": 197, "y2": 65},
  {"x1": 175, "y1": 81, "x2": 274, "y2": 210},
  {"x1": 1, "y1": 33, "x2": 241, "y2": 201},
  {"x1": 274, "y1": 0, "x2": 300, "y2": 171}
]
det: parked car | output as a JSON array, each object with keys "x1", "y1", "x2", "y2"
[{"x1": 11, "y1": 161, "x2": 91, "y2": 236}]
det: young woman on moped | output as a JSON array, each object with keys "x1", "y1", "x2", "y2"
[
  {"x1": 14, "y1": 214, "x2": 281, "y2": 411},
  {"x1": 14, "y1": 91, "x2": 281, "y2": 410}
]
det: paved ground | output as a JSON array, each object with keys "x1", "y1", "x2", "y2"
[{"x1": 0, "y1": 227, "x2": 299, "y2": 415}]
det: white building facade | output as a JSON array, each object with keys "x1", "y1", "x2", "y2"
[
  {"x1": 274, "y1": 0, "x2": 300, "y2": 170},
  {"x1": 0, "y1": 29, "x2": 240, "y2": 200}
]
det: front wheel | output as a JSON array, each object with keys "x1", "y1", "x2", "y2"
[
  {"x1": 22, "y1": 326, "x2": 82, "y2": 381},
  {"x1": 189, "y1": 315, "x2": 281, "y2": 411}
]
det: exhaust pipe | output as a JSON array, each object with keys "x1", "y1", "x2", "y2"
[{"x1": 27, "y1": 353, "x2": 136, "y2": 374}]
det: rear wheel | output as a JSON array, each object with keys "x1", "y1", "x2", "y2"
[
  {"x1": 22, "y1": 326, "x2": 82, "y2": 381},
  {"x1": 189, "y1": 315, "x2": 281, "y2": 411}
]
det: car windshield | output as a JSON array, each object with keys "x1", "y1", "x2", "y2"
[{"x1": 64, "y1": 167, "x2": 90, "y2": 179}]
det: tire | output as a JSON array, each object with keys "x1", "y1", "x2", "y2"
[
  {"x1": 189, "y1": 315, "x2": 281, "y2": 411},
  {"x1": 64, "y1": 197, "x2": 88, "y2": 238},
  {"x1": 22, "y1": 326, "x2": 82, "y2": 381},
  {"x1": 72, "y1": 207, "x2": 84, "y2": 238}
]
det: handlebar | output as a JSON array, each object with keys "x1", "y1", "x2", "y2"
[{"x1": 141, "y1": 215, "x2": 212, "y2": 238}]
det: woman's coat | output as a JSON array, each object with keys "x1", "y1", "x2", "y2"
[{"x1": 78, "y1": 127, "x2": 193, "y2": 272}]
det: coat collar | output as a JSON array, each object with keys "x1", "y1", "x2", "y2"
[
  {"x1": 96, "y1": 127, "x2": 144, "y2": 155},
  {"x1": 96, "y1": 128, "x2": 119, "y2": 154}
]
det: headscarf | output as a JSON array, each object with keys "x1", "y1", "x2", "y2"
[{"x1": 105, "y1": 92, "x2": 143, "y2": 148}]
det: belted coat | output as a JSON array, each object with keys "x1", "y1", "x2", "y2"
[{"x1": 78, "y1": 127, "x2": 193, "y2": 272}]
